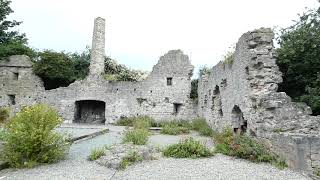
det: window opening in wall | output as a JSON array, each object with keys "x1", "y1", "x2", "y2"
[
  {"x1": 245, "y1": 66, "x2": 249, "y2": 75},
  {"x1": 167, "y1": 77, "x2": 173, "y2": 86},
  {"x1": 204, "y1": 95, "x2": 208, "y2": 105},
  {"x1": 8, "y1": 94, "x2": 16, "y2": 105},
  {"x1": 13, "y1": 72, "x2": 19, "y2": 80},
  {"x1": 173, "y1": 103, "x2": 182, "y2": 115},
  {"x1": 213, "y1": 85, "x2": 220, "y2": 95},
  {"x1": 231, "y1": 105, "x2": 247, "y2": 135},
  {"x1": 220, "y1": 79, "x2": 227, "y2": 87}
]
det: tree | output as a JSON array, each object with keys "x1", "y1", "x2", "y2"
[
  {"x1": 277, "y1": 6, "x2": 320, "y2": 115},
  {"x1": 33, "y1": 51, "x2": 77, "y2": 90},
  {"x1": 0, "y1": 0, "x2": 35, "y2": 58}
]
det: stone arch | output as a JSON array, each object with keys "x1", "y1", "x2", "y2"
[{"x1": 231, "y1": 105, "x2": 247, "y2": 134}]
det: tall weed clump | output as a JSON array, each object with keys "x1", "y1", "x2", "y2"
[
  {"x1": 214, "y1": 128, "x2": 287, "y2": 169},
  {"x1": 1, "y1": 104, "x2": 70, "y2": 168}
]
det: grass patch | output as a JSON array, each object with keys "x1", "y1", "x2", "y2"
[
  {"x1": 191, "y1": 118, "x2": 214, "y2": 137},
  {"x1": 0, "y1": 128, "x2": 6, "y2": 141},
  {"x1": 214, "y1": 128, "x2": 287, "y2": 169},
  {"x1": 119, "y1": 151, "x2": 143, "y2": 169},
  {"x1": 163, "y1": 138, "x2": 213, "y2": 158},
  {"x1": 88, "y1": 147, "x2": 106, "y2": 161},
  {"x1": 0, "y1": 107, "x2": 10, "y2": 124},
  {"x1": 116, "y1": 116, "x2": 155, "y2": 129},
  {"x1": 160, "y1": 121, "x2": 190, "y2": 135},
  {"x1": 314, "y1": 168, "x2": 320, "y2": 176},
  {"x1": 123, "y1": 129, "x2": 149, "y2": 145}
]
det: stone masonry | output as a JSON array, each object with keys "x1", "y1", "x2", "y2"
[
  {"x1": 0, "y1": 17, "x2": 319, "y2": 173},
  {"x1": 197, "y1": 28, "x2": 320, "y2": 172}
]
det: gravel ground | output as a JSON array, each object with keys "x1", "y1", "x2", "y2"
[
  {"x1": 0, "y1": 126, "x2": 312, "y2": 180},
  {"x1": 112, "y1": 155, "x2": 311, "y2": 180}
]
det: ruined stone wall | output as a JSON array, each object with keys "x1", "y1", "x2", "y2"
[
  {"x1": 37, "y1": 49, "x2": 196, "y2": 123},
  {"x1": 198, "y1": 28, "x2": 320, "y2": 171},
  {"x1": 0, "y1": 55, "x2": 44, "y2": 113}
]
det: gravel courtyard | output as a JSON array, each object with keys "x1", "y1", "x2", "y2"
[{"x1": 0, "y1": 126, "x2": 311, "y2": 180}]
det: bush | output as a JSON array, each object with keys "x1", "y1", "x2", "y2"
[
  {"x1": 123, "y1": 129, "x2": 149, "y2": 145},
  {"x1": 88, "y1": 147, "x2": 106, "y2": 161},
  {"x1": 119, "y1": 151, "x2": 143, "y2": 169},
  {"x1": 160, "y1": 122, "x2": 190, "y2": 135},
  {"x1": 214, "y1": 129, "x2": 287, "y2": 169},
  {"x1": 133, "y1": 116, "x2": 153, "y2": 130},
  {"x1": 163, "y1": 138, "x2": 213, "y2": 158},
  {"x1": 0, "y1": 107, "x2": 10, "y2": 124},
  {"x1": 1, "y1": 104, "x2": 70, "y2": 168},
  {"x1": 315, "y1": 168, "x2": 320, "y2": 177},
  {"x1": 191, "y1": 118, "x2": 214, "y2": 137},
  {"x1": 116, "y1": 116, "x2": 155, "y2": 129}
]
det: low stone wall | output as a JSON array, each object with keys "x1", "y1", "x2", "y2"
[{"x1": 269, "y1": 133, "x2": 320, "y2": 172}]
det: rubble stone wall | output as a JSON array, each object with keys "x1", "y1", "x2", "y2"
[{"x1": 197, "y1": 28, "x2": 320, "y2": 171}]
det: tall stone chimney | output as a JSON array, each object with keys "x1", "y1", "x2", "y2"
[{"x1": 89, "y1": 17, "x2": 105, "y2": 77}]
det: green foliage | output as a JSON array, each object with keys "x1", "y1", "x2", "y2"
[
  {"x1": 123, "y1": 129, "x2": 149, "y2": 145},
  {"x1": 88, "y1": 147, "x2": 106, "y2": 161},
  {"x1": 190, "y1": 79, "x2": 198, "y2": 101},
  {"x1": 0, "y1": 0, "x2": 27, "y2": 44},
  {"x1": 33, "y1": 51, "x2": 77, "y2": 89},
  {"x1": 0, "y1": 0, "x2": 35, "y2": 59},
  {"x1": 119, "y1": 151, "x2": 143, "y2": 169},
  {"x1": 160, "y1": 121, "x2": 190, "y2": 135},
  {"x1": 0, "y1": 41, "x2": 36, "y2": 59},
  {"x1": 132, "y1": 116, "x2": 153, "y2": 130},
  {"x1": 0, "y1": 107, "x2": 9, "y2": 124},
  {"x1": 199, "y1": 66, "x2": 211, "y2": 77},
  {"x1": 213, "y1": 129, "x2": 287, "y2": 169},
  {"x1": 191, "y1": 118, "x2": 214, "y2": 137},
  {"x1": 222, "y1": 51, "x2": 234, "y2": 67},
  {"x1": 1, "y1": 104, "x2": 70, "y2": 168},
  {"x1": 104, "y1": 57, "x2": 146, "y2": 82},
  {"x1": 314, "y1": 168, "x2": 320, "y2": 176},
  {"x1": 163, "y1": 138, "x2": 213, "y2": 158},
  {"x1": 277, "y1": 7, "x2": 320, "y2": 115},
  {"x1": 0, "y1": 127, "x2": 6, "y2": 141},
  {"x1": 116, "y1": 116, "x2": 155, "y2": 129}
]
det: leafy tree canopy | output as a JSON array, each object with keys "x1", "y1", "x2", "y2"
[
  {"x1": 0, "y1": 0, "x2": 35, "y2": 58},
  {"x1": 277, "y1": 6, "x2": 320, "y2": 115}
]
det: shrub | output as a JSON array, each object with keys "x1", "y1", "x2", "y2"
[
  {"x1": 214, "y1": 129, "x2": 287, "y2": 169},
  {"x1": 315, "y1": 168, "x2": 320, "y2": 177},
  {"x1": 116, "y1": 116, "x2": 155, "y2": 129},
  {"x1": 123, "y1": 129, "x2": 149, "y2": 145},
  {"x1": 160, "y1": 122, "x2": 190, "y2": 135},
  {"x1": 163, "y1": 138, "x2": 213, "y2": 158},
  {"x1": 116, "y1": 117, "x2": 135, "y2": 126},
  {"x1": 133, "y1": 116, "x2": 153, "y2": 130},
  {"x1": 1, "y1": 104, "x2": 70, "y2": 168},
  {"x1": 191, "y1": 118, "x2": 214, "y2": 137},
  {"x1": 88, "y1": 147, "x2": 106, "y2": 161},
  {"x1": 0, "y1": 107, "x2": 10, "y2": 124},
  {"x1": 119, "y1": 151, "x2": 143, "y2": 169}
]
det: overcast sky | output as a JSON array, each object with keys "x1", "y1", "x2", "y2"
[{"x1": 9, "y1": 0, "x2": 319, "y2": 73}]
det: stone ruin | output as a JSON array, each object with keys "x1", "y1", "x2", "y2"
[{"x1": 0, "y1": 17, "x2": 319, "y2": 173}]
